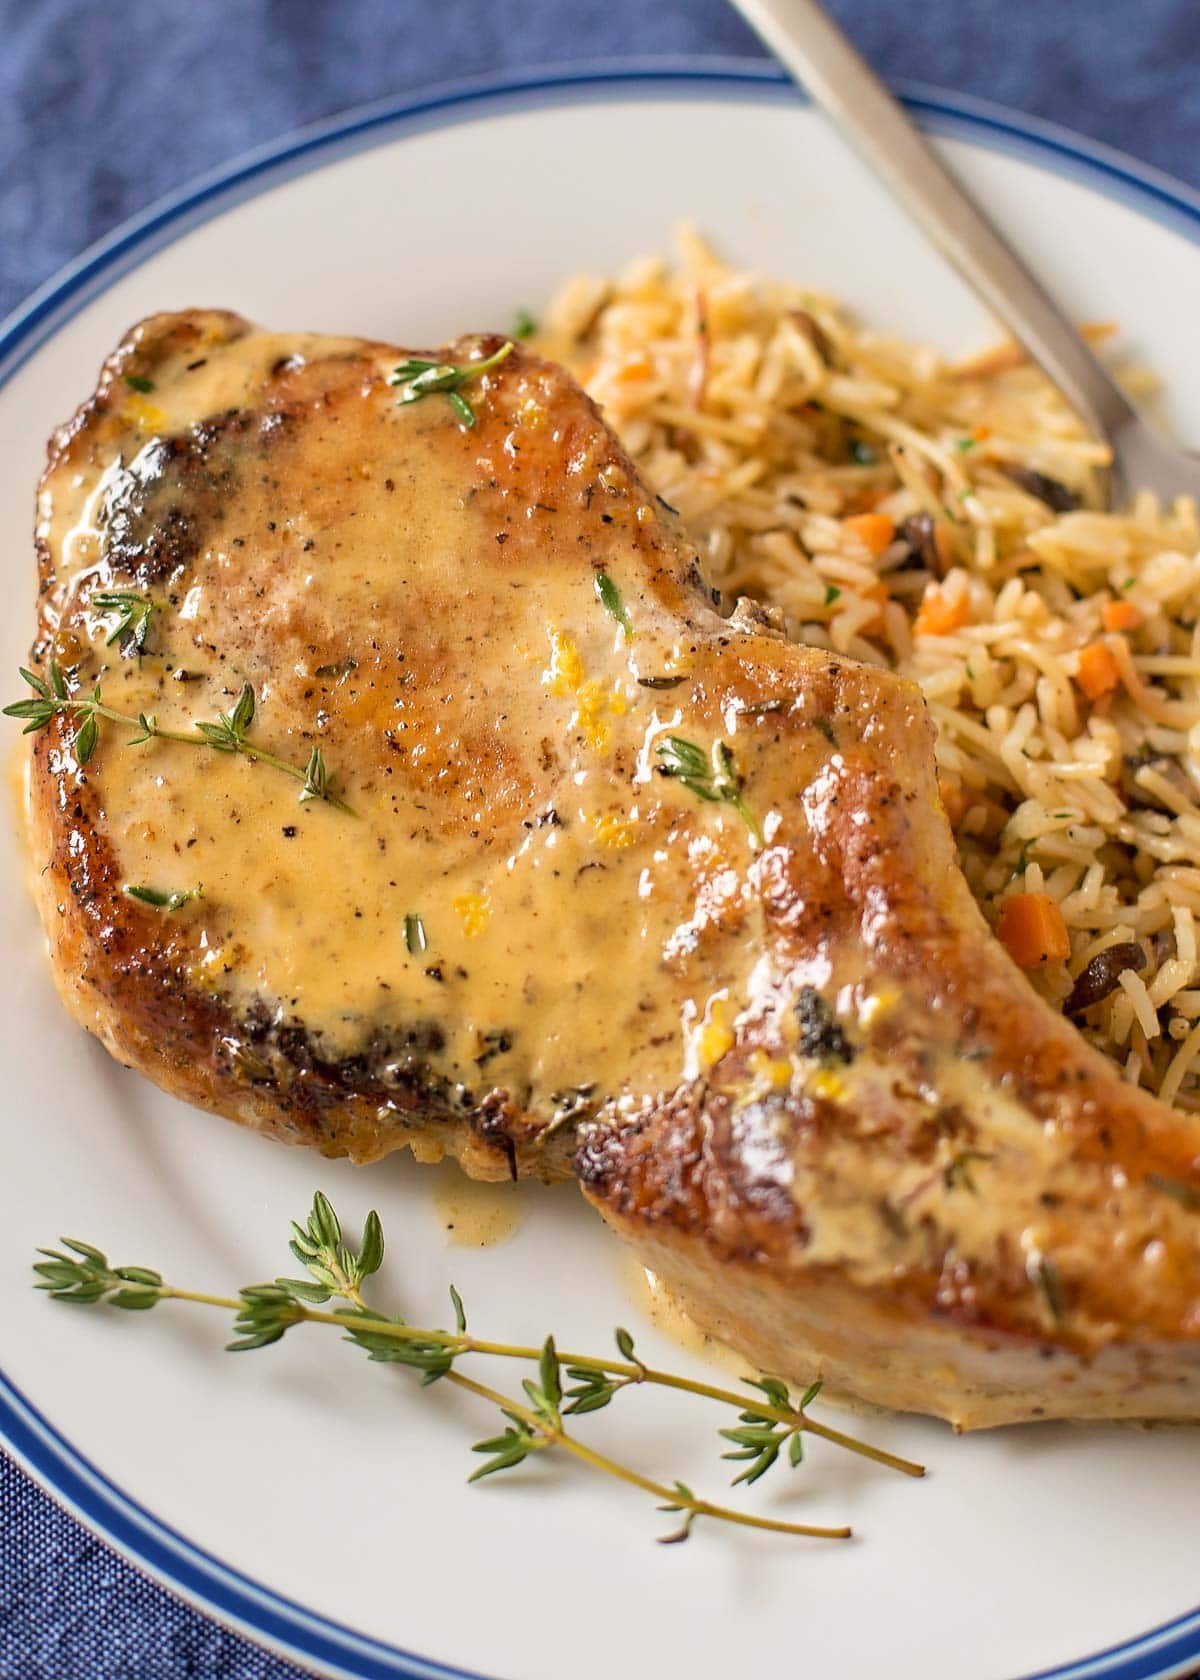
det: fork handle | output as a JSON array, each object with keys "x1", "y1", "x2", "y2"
[{"x1": 730, "y1": 0, "x2": 1137, "y2": 440}]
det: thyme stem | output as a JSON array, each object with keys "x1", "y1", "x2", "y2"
[
  {"x1": 5, "y1": 671, "x2": 354, "y2": 816},
  {"x1": 159, "y1": 1290, "x2": 921, "y2": 1476},
  {"x1": 446, "y1": 1368, "x2": 850, "y2": 1541},
  {"x1": 36, "y1": 1194, "x2": 924, "y2": 1547}
]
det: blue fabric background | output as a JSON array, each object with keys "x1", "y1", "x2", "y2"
[{"x1": 2, "y1": 2, "x2": 1199, "y2": 1676}]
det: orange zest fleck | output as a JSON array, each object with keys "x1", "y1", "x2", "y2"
[
  {"x1": 913, "y1": 582, "x2": 969, "y2": 638},
  {"x1": 617, "y1": 352, "x2": 654, "y2": 383},
  {"x1": 1101, "y1": 599, "x2": 1141, "y2": 633},
  {"x1": 1075, "y1": 640, "x2": 1120, "y2": 700},
  {"x1": 997, "y1": 893, "x2": 1071, "y2": 967},
  {"x1": 841, "y1": 512, "x2": 896, "y2": 558}
]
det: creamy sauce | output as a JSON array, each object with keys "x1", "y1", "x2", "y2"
[
  {"x1": 618, "y1": 1254, "x2": 749, "y2": 1378},
  {"x1": 430, "y1": 1163, "x2": 523, "y2": 1247},
  {"x1": 39, "y1": 316, "x2": 783, "y2": 1130}
]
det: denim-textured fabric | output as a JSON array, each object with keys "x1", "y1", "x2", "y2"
[{"x1": 2, "y1": 2, "x2": 1199, "y2": 1675}]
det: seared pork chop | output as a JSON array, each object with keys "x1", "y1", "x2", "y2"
[{"x1": 21, "y1": 310, "x2": 1200, "y2": 1428}]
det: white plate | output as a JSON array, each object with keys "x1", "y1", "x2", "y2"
[{"x1": 3, "y1": 62, "x2": 1200, "y2": 1680}]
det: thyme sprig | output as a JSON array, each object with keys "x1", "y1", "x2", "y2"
[
  {"x1": 92, "y1": 588, "x2": 156, "y2": 655},
  {"x1": 389, "y1": 341, "x2": 515, "y2": 429},
  {"x1": 35, "y1": 1193, "x2": 923, "y2": 1547},
  {"x1": 655, "y1": 734, "x2": 762, "y2": 843},
  {"x1": 4, "y1": 664, "x2": 353, "y2": 815}
]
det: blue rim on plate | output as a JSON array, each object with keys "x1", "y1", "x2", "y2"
[{"x1": 2, "y1": 58, "x2": 1199, "y2": 1680}]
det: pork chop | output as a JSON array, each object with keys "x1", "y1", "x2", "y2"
[{"x1": 18, "y1": 310, "x2": 1200, "y2": 1428}]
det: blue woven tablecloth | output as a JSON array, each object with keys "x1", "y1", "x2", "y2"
[{"x1": 2, "y1": 2, "x2": 1199, "y2": 1675}]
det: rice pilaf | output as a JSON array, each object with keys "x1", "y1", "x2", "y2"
[{"x1": 535, "y1": 229, "x2": 1200, "y2": 1111}]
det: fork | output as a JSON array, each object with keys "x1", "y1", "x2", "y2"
[{"x1": 728, "y1": 0, "x2": 1200, "y2": 507}]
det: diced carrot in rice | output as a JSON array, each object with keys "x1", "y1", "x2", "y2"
[
  {"x1": 938, "y1": 777, "x2": 969, "y2": 826},
  {"x1": 913, "y1": 582, "x2": 969, "y2": 637},
  {"x1": 1075, "y1": 640, "x2": 1120, "y2": 699},
  {"x1": 1101, "y1": 599, "x2": 1141, "y2": 632},
  {"x1": 617, "y1": 353, "x2": 654, "y2": 383},
  {"x1": 841, "y1": 512, "x2": 895, "y2": 557},
  {"x1": 997, "y1": 893, "x2": 1071, "y2": 967}
]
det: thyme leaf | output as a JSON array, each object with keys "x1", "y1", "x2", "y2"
[
  {"x1": 389, "y1": 340, "x2": 515, "y2": 429},
  {"x1": 404, "y1": 912, "x2": 428, "y2": 955},
  {"x1": 594, "y1": 569, "x2": 633, "y2": 638},
  {"x1": 656, "y1": 1482, "x2": 698, "y2": 1544},
  {"x1": 655, "y1": 735, "x2": 761, "y2": 843},
  {"x1": 299, "y1": 746, "x2": 333, "y2": 805},
  {"x1": 125, "y1": 882, "x2": 203, "y2": 912},
  {"x1": 718, "y1": 1377, "x2": 825, "y2": 1487},
  {"x1": 92, "y1": 588, "x2": 156, "y2": 655}
]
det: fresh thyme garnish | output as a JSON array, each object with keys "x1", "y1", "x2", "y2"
[
  {"x1": 92, "y1": 588, "x2": 156, "y2": 655},
  {"x1": 513, "y1": 309, "x2": 537, "y2": 341},
  {"x1": 655, "y1": 735, "x2": 761, "y2": 843},
  {"x1": 124, "y1": 883, "x2": 203, "y2": 912},
  {"x1": 35, "y1": 1193, "x2": 924, "y2": 1546},
  {"x1": 594, "y1": 570, "x2": 632, "y2": 638},
  {"x1": 123, "y1": 374, "x2": 156, "y2": 394},
  {"x1": 4, "y1": 664, "x2": 353, "y2": 815},
  {"x1": 404, "y1": 912, "x2": 428, "y2": 955},
  {"x1": 389, "y1": 341, "x2": 515, "y2": 429},
  {"x1": 636, "y1": 675, "x2": 686, "y2": 690}
]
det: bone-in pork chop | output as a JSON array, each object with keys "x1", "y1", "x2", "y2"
[{"x1": 20, "y1": 310, "x2": 1200, "y2": 1428}]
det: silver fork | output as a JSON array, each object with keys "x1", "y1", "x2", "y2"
[{"x1": 729, "y1": 0, "x2": 1200, "y2": 507}]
